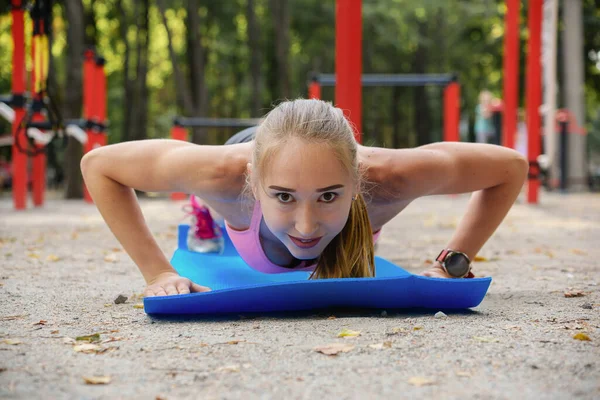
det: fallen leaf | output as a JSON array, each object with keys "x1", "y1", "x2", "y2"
[
  {"x1": 1, "y1": 339, "x2": 22, "y2": 345},
  {"x1": 413, "y1": 326, "x2": 423, "y2": 331},
  {"x1": 569, "y1": 249, "x2": 587, "y2": 256},
  {"x1": 46, "y1": 254, "x2": 60, "y2": 262},
  {"x1": 473, "y1": 336, "x2": 500, "y2": 343},
  {"x1": 51, "y1": 330, "x2": 59, "y2": 334},
  {"x1": 573, "y1": 333, "x2": 591, "y2": 341},
  {"x1": 33, "y1": 320, "x2": 47, "y2": 326},
  {"x1": 313, "y1": 343, "x2": 355, "y2": 355},
  {"x1": 82, "y1": 376, "x2": 111, "y2": 385},
  {"x1": 564, "y1": 290, "x2": 585, "y2": 298},
  {"x1": 337, "y1": 329, "x2": 361, "y2": 338},
  {"x1": 133, "y1": 303, "x2": 144, "y2": 309},
  {"x1": 474, "y1": 256, "x2": 488, "y2": 262},
  {"x1": 216, "y1": 365, "x2": 240, "y2": 373},
  {"x1": 104, "y1": 254, "x2": 118, "y2": 263},
  {"x1": 111, "y1": 248, "x2": 122, "y2": 253},
  {"x1": 226, "y1": 340, "x2": 245, "y2": 345},
  {"x1": 76, "y1": 333, "x2": 101, "y2": 343},
  {"x1": 388, "y1": 327, "x2": 408, "y2": 335},
  {"x1": 327, "y1": 316, "x2": 336, "y2": 320},
  {"x1": 408, "y1": 376, "x2": 436, "y2": 386},
  {"x1": 368, "y1": 341, "x2": 392, "y2": 350},
  {"x1": 27, "y1": 253, "x2": 40, "y2": 259},
  {"x1": 73, "y1": 344, "x2": 103, "y2": 353}
]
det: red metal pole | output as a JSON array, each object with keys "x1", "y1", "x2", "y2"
[
  {"x1": 11, "y1": 1, "x2": 27, "y2": 210},
  {"x1": 308, "y1": 81, "x2": 321, "y2": 100},
  {"x1": 526, "y1": 0, "x2": 542, "y2": 204},
  {"x1": 443, "y1": 82, "x2": 461, "y2": 142},
  {"x1": 502, "y1": 0, "x2": 520, "y2": 150},
  {"x1": 335, "y1": 0, "x2": 362, "y2": 143},
  {"x1": 92, "y1": 57, "x2": 107, "y2": 148},
  {"x1": 83, "y1": 49, "x2": 96, "y2": 203},
  {"x1": 170, "y1": 125, "x2": 189, "y2": 201}
]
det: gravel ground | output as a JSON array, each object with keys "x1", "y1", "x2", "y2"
[{"x1": 0, "y1": 189, "x2": 598, "y2": 400}]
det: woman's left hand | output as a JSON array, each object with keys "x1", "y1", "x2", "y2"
[{"x1": 420, "y1": 261, "x2": 453, "y2": 278}]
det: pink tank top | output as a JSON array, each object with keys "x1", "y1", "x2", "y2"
[{"x1": 224, "y1": 200, "x2": 381, "y2": 274}]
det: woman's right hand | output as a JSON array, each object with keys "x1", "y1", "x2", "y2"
[{"x1": 143, "y1": 272, "x2": 211, "y2": 297}]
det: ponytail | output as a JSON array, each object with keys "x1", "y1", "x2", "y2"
[{"x1": 310, "y1": 194, "x2": 375, "y2": 279}]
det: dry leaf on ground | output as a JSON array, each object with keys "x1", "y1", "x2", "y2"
[
  {"x1": 337, "y1": 329, "x2": 361, "y2": 338},
  {"x1": 569, "y1": 249, "x2": 587, "y2": 255},
  {"x1": 573, "y1": 333, "x2": 591, "y2": 341},
  {"x1": 33, "y1": 320, "x2": 47, "y2": 326},
  {"x1": 73, "y1": 344, "x2": 103, "y2": 353},
  {"x1": 216, "y1": 365, "x2": 240, "y2": 373},
  {"x1": 474, "y1": 256, "x2": 488, "y2": 262},
  {"x1": 104, "y1": 254, "x2": 118, "y2": 263},
  {"x1": 1, "y1": 339, "x2": 23, "y2": 345},
  {"x1": 368, "y1": 341, "x2": 392, "y2": 350},
  {"x1": 564, "y1": 290, "x2": 585, "y2": 298},
  {"x1": 76, "y1": 333, "x2": 101, "y2": 343},
  {"x1": 46, "y1": 254, "x2": 60, "y2": 262},
  {"x1": 83, "y1": 376, "x2": 111, "y2": 385},
  {"x1": 408, "y1": 376, "x2": 436, "y2": 386},
  {"x1": 313, "y1": 343, "x2": 355, "y2": 355},
  {"x1": 133, "y1": 303, "x2": 144, "y2": 309}
]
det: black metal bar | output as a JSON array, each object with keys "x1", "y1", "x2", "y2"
[
  {"x1": 173, "y1": 117, "x2": 262, "y2": 128},
  {"x1": 559, "y1": 120, "x2": 568, "y2": 191},
  {"x1": 26, "y1": 118, "x2": 108, "y2": 131},
  {"x1": 316, "y1": 73, "x2": 457, "y2": 87}
]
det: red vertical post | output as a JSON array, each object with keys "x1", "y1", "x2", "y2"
[
  {"x1": 335, "y1": 0, "x2": 362, "y2": 143},
  {"x1": 83, "y1": 49, "x2": 96, "y2": 203},
  {"x1": 443, "y1": 81, "x2": 461, "y2": 142},
  {"x1": 502, "y1": 0, "x2": 520, "y2": 149},
  {"x1": 526, "y1": 0, "x2": 542, "y2": 204},
  {"x1": 308, "y1": 80, "x2": 321, "y2": 100},
  {"x1": 11, "y1": 1, "x2": 27, "y2": 210},
  {"x1": 92, "y1": 56, "x2": 107, "y2": 148},
  {"x1": 170, "y1": 125, "x2": 189, "y2": 201}
]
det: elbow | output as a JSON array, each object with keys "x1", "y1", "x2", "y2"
[
  {"x1": 513, "y1": 151, "x2": 529, "y2": 185},
  {"x1": 80, "y1": 147, "x2": 102, "y2": 181}
]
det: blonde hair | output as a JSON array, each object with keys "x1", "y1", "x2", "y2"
[{"x1": 248, "y1": 98, "x2": 375, "y2": 279}]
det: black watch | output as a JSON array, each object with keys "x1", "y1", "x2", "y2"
[{"x1": 436, "y1": 249, "x2": 471, "y2": 278}]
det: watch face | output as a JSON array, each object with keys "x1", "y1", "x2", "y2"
[{"x1": 445, "y1": 253, "x2": 470, "y2": 277}]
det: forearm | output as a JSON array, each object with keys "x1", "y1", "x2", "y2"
[
  {"x1": 444, "y1": 178, "x2": 524, "y2": 261},
  {"x1": 82, "y1": 170, "x2": 177, "y2": 283}
]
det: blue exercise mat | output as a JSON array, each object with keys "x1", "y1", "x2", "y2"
[{"x1": 143, "y1": 225, "x2": 492, "y2": 315}]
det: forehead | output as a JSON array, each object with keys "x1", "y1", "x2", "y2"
[{"x1": 263, "y1": 139, "x2": 352, "y2": 188}]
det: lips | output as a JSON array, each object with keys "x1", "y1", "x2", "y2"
[{"x1": 288, "y1": 235, "x2": 322, "y2": 249}]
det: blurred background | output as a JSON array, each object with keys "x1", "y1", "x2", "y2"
[{"x1": 0, "y1": 0, "x2": 598, "y2": 199}]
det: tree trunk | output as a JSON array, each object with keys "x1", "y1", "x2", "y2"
[
  {"x1": 63, "y1": 0, "x2": 85, "y2": 199},
  {"x1": 270, "y1": 0, "x2": 291, "y2": 98},
  {"x1": 413, "y1": 20, "x2": 430, "y2": 146},
  {"x1": 186, "y1": 0, "x2": 209, "y2": 144},
  {"x1": 131, "y1": 0, "x2": 150, "y2": 142},
  {"x1": 116, "y1": 1, "x2": 133, "y2": 142},
  {"x1": 561, "y1": 0, "x2": 587, "y2": 190},
  {"x1": 247, "y1": 0, "x2": 262, "y2": 117}
]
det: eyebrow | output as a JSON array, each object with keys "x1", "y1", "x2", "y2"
[{"x1": 268, "y1": 184, "x2": 345, "y2": 193}]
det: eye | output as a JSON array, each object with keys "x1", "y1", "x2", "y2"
[
  {"x1": 276, "y1": 193, "x2": 294, "y2": 203},
  {"x1": 320, "y1": 192, "x2": 338, "y2": 203}
]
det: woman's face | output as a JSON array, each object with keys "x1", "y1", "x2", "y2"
[{"x1": 253, "y1": 139, "x2": 356, "y2": 260}]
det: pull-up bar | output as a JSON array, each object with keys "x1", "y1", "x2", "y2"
[
  {"x1": 173, "y1": 117, "x2": 262, "y2": 128},
  {"x1": 309, "y1": 72, "x2": 461, "y2": 143},
  {"x1": 313, "y1": 73, "x2": 457, "y2": 87}
]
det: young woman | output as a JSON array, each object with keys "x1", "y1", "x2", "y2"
[{"x1": 81, "y1": 99, "x2": 528, "y2": 297}]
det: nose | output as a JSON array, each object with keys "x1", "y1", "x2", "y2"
[{"x1": 294, "y1": 203, "x2": 319, "y2": 237}]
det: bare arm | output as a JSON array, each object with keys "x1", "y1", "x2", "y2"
[
  {"x1": 80, "y1": 139, "x2": 234, "y2": 284},
  {"x1": 383, "y1": 142, "x2": 529, "y2": 262}
]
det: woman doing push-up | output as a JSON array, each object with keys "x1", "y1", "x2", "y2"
[{"x1": 81, "y1": 99, "x2": 528, "y2": 297}]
